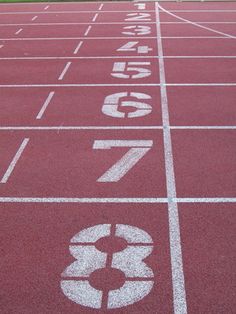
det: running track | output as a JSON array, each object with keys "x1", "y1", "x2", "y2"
[{"x1": 0, "y1": 1, "x2": 235, "y2": 313}]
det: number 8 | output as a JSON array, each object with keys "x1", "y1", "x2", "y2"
[{"x1": 60, "y1": 224, "x2": 154, "y2": 309}]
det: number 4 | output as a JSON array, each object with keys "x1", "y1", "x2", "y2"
[
  {"x1": 117, "y1": 42, "x2": 153, "y2": 54},
  {"x1": 93, "y1": 140, "x2": 153, "y2": 182}
]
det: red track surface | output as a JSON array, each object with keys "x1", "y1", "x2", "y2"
[{"x1": 0, "y1": 1, "x2": 235, "y2": 313}]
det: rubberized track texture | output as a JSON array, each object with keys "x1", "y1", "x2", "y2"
[{"x1": 0, "y1": 1, "x2": 235, "y2": 314}]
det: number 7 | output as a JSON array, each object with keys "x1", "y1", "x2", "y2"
[{"x1": 93, "y1": 140, "x2": 153, "y2": 182}]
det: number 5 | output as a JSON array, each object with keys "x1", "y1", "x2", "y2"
[
  {"x1": 111, "y1": 62, "x2": 151, "y2": 79},
  {"x1": 93, "y1": 140, "x2": 153, "y2": 182}
]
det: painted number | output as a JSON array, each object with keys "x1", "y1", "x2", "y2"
[
  {"x1": 61, "y1": 224, "x2": 154, "y2": 309},
  {"x1": 102, "y1": 92, "x2": 152, "y2": 118},
  {"x1": 134, "y1": 3, "x2": 146, "y2": 10},
  {"x1": 122, "y1": 25, "x2": 151, "y2": 36},
  {"x1": 117, "y1": 41, "x2": 152, "y2": 54},
  {"x1": 111, "y1": 62, "x2": 151, "y2": 79},
  {"x1": 93, "y1": 140, "x2": 153, "y2": 182},
  {"x1": 125, "y1": 13, "x2": 151, "y2": 22}
]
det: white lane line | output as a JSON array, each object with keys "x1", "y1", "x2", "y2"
[
  {"x1": 1, "y1": 83, "x2": 236, "y2": 88},
  {"x1": 15, "y1": 28, "x2": 22, "y2": 35},
  {"x1": 0, "y1": 44, "x2": 3, "y2": 49},
  {"x1": 44, "y1": 5, "x2": 49, "y2": 10},
  {"x1": 84, "y1": 25, "x2": 92, "y2": 36},
  {"x1": 156, "y1": 4, "x2": 187, "y2": 314},
  {"x1": 166, "y1": 10, "x2": 236, "y2": 13},
  {"x1": 161, "y1": 21, "x2": 236, "y2": 24},
  {"x1": 31, "y1": 15, "x2": 38, "y2": 21},
  {"x1": 92, "y1": 13, "x2": 99, "y2": 22},
  {"x1": 162, "y1": 36, "x2": 231, "y2": 39},
  {"x1": 2, "y1": 9, "x2": 235, "y2": 13},
  {"x1": 158, "y1": 3, "x2": 236, "y2": 39},
  {"x1": 0, "y1": 197, "x2": 235, "y2": 203},
  {"x1": 0, "y1": 56, "x2": 157, "y2": 60},
  {"x1": 0, "y1": 37, "x2": 156, "y2": 41},
  {"x1": 1, "y1": 56, "x2": 236, "y2": 61},
  {"x1": 36, "y1": 91, "x2": 55, "y2": 119},
  {"x1": 0, "y1": 10, "x2": 155, "y2": 15},
  {"x1": 167, "y1": 83, "x2": 236, "y2": 86},
  {"x1": 73, "y1": 41, "x2": 83, "y2": 54},
  {"x1": 0, "y1": 138, "x2": 29, "y2": 184},
  {"x1": 58, "y1": 61, "x2": 71, "y2": 80},
  {"x1": 0, "y1": 84, "x2": 160, "y2": 87},
  {"x1": 0, "y1": 126, "x2": 163, "y2": 131},
  {"x1": 98, "y1": 4, "x2": 104, "y2": 11},
  {"x1": 1, "y1": 21, "x2": 236, "y2": 26},
  {"x1": 0, "y1": 22, "x2": 154, "y2": 26},
  {"x1": 172, "y1": 126, "x2": 236, "y2": 130},
  {"x1": 0, "y1": 126, "x2": 235, "y2": 131}
]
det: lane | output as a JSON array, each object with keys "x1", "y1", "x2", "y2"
[
  {"x1": 168, "y1": 86, "x2": 236, "y2": 126},
  {"x1": 0, "y1": 202, "x2": 173, "y2": 313},
  {"x1": 0, "y1": 86, "x2": 162, "y2": 126},
  {"x1": 0, "y1": 12, "x2": 94, "y2": 24},
  {"x1": 0, "y1": 38, "x2": 157, "y2": 57},
  {"x1": 165, "y1": 58, "x2": 236, "y2": 83},
  {"x1": 159, "y1": 22, "x2": 236, "y2": 37},
  {"x1": 161, "y1": 2, "x2": 236, "y2": 10},
  {"x1": 179, "y1": 203, "x2": 236, "y2": 314},
  {"x1": 162, "y1": 38, "x2": 236, "y2": 56},
  {"x1": 172, "y1": 130, "x2": 236, "y2": 197},
  {"x1": 160, "y1": 11, "x2": 236, "y2": 23},
  {"x1": 0, "y1": 59, "x2": 159, "y2": 84},
  {"x1": 0, "y1": 24, "x2": 156, "y2": 39},
  {"x1": 0, "y1": 130, "x2": 166, "y2": 198}
]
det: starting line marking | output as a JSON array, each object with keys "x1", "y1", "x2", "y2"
[
  {"x1": 84, "y1": 25, "x2": 92, "y2": 36},
  {"x1": 58, "y1": 61, "x2": 71, "y2": 80},
  {"x1": 14, "y1": 28, "x2": 23, "y2": 35},
  {"x1": 156, "y1": 4, "x2": 187, "y2": 314},
  {"x1": 0, "y1": 138, "x2": 29, "y2": 184},
  {"x1": 31, "y1": 15, "x2": 38, "y2": 21},
  {"x1": 36, "y1": 91, "x2": 55, "y2": 119},
  {"x1": 0, "y1": 197, "x2": 235, "y2": 203},
  {"x1": 92, "y1": 13, "x2": 99, "y2": 22},
  {"x1": 98, "y1": 4, "x2": 104, "y2": 11},
  {"x1": 73, "y1": 41, "x2": 84, "y2": 54}
]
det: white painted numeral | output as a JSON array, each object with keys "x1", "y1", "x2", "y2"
[
  {"x1": 111, "y1": 62, "x2": 151, "y2": 79},
  {"x1": 117, "y1": 41, "x2": 152, "y2": 54},
  {"x1": 102, "y1": 92, "x2": 152, "y2": 118},
  {"x1": 125, "y1": 13, "x2": 151, "y2": 21},
  {"x1": 134, "y1": 3, "x2": 146, "y2": 10},
  {"x1": 122, "y1": 25, "x2": 151, "y2": 36},
  {"x1": 93, "y1": 140, "x2": 153, "y2": 182},
  {"x1": 61, "y1": 224, "x2": 154, "y2": 309}
]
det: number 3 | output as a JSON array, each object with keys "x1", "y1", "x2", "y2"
[{"x1": 60, "y1": 224, "x2": 154, "y2": 309}]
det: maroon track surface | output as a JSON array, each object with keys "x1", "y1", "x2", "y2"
[{"x1": 0, "y1": 1, "x2": 235, "y2": 314}]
